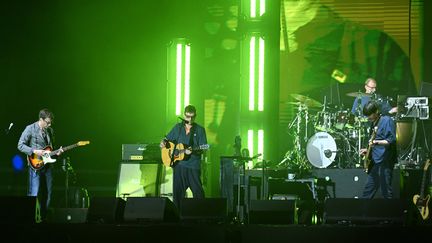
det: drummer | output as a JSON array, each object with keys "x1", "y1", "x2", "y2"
[{"x1": 351, "y1": 78, "x2": 397, "y2": 117}]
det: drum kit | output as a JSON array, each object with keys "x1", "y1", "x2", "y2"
[{"x1": 283, "y1": 92, "x2": 374, "y2": 170}]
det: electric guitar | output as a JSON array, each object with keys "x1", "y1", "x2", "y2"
[
  {"x1": 363, "y1": 126, "x2": 378, "y2": 174},
  {"x1": 161, "y1": 141, "x2": 209, "y2": 167},
  {"x1": 413, "y1": 159, "x2": 431, "y2": 220},
  {"x1": 27, "y1": 141, "x2": 90, "y2": 171}
]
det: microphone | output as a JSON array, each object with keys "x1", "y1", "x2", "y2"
[
  {"x1": 251, "y1": 153, "x2": 263, "y2": 159},
  {"x1": 178, "y1": 117, "x2": 189, "y2": 124},
  {"x1": 5, "y1": 123, "x2": 13, "y2": 134}
]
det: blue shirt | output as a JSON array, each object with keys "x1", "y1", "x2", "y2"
[
  {"x1": 17, "y1": 122, "x2": 54, "y2": 156},
  {"x1": 371, "y1": 115, "x2": 396, "y2": 164},
  {"x1": 165, "y1": 122, "x2": 207, "y2": 169},
  {"x1": 351, "y1": 96, "x2": 392, "y2": 116}
]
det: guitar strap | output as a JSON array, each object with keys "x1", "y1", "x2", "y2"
[{"x1": 368, "y1": 114, "x2": 381, "y2": 136}]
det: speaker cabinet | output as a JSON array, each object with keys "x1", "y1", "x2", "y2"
[
  {"x1": 123, "y1": 197, "x2": 178, "y2": 223},
  {"x1": 180, "y1": 198, "x2": 228, "y2": 223},
  {"x1": 116, "y1": 162, "x2": 162, "y2": 198},
  {"x1": 248, "y1": 200, "x2": 297, "y2": 225},
  {"x1": 323, "y1": 198, "x2": 408, "y2": 225},
  {"x1": 87, "y1": 197, "x2": 126, "y2": 224},
  {"x1": 0, "y1": 196, "x2": 40, "y2": 224},
  {"x1": 312, "y1": 168, "x2": 400, "y2": 198},
  {"x1": 49, "y1": 208, "x2": 88, "y2": 223}
]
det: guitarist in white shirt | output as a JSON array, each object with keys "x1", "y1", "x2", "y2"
[
  {"x1": 359, "y1": 101, "x2": 397, "y2": 199},
  {"x1": 17, "y1": 108, "x2": 63, "y2": 221},
  {"x1": 160, "y1": 105, "x2": 208, "y2": 207}
]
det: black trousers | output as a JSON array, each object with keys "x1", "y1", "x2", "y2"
[
  {"x1": 173, "y1": 164, "x2": 205, "y2": 207},
  {"x1": 362, "y1": 162, "x2": 393, "y2": 199}
]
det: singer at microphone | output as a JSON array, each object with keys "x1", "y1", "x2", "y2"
[{"x1": 160, "y1": 105, "x2": 206, "y2": 207}]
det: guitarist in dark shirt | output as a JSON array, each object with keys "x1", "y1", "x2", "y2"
[
  {"x1": 360, "y1": 101, "x2": 397, "y2": 199},
  {"x1": 160, "y1": 105, "x2": 208, "y2": 207}
]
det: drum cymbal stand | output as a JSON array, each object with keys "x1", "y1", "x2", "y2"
[
  {"x1": 282, "y1": 104, "x2": 308, "y2": 174},
  {"x1": 356, "y1": 119, "x2": 362, "y2": 166}
]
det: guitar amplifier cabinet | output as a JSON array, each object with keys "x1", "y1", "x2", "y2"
[{"x1": 122, "y1": 143, "x2": 160, "y2": 161}]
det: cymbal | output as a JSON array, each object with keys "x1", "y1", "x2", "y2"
[
  {"x1": 290, "y1": 94, "x2": 322, "y2": 108},
  {"x1": 346, "y1": 91, "x2": 372, "y2": 98}
]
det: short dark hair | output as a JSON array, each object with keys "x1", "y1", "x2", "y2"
[
  {"x1": 184, "y1": 105, "x2": 196, "y2": 115},
  {"x1": 363, "y1": 101, "x2": 379, "y2": 116},
  {"x1": 39, "y1": 108, "x2": 54, "y2": 120}
]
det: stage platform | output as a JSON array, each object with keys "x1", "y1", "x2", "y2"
[{"x1": 1, "y1": 221, "x2": 431, "y2": 242}]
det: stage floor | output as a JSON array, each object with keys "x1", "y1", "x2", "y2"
[{"x1": 1, "y1": 221, "x2": 431, "y2": 242}]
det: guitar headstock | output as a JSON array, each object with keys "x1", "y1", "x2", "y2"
[
  {"x1": 77, "y1": 141, "x2": 90, "y2": 146},
  {"x1": 424, "y1": 159, "x2": 431, "y2": 171},
  {"x1": 200, "y1": 144, "x2": 210, "y2": 150}
]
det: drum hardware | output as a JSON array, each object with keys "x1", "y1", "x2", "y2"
[
  {"x1": 346, "y1": 91, "x2": 372, "y2": 98},
  {"x1": 290, "y1": 93, "x2": 323, "y2": 108},
  {"x1": 396, "y1": 96, "x2": 430, "y2": 168},
  {"x1": 287, "y1": 100, "x2": 314, "y2": 149}
]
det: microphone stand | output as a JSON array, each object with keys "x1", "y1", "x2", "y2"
[
  {"x1": 63, "y1": 157, "x2": 70, "y2": 208},
  {"x1": 63, "y1": 157, "x2": 77, "y2": 207}
]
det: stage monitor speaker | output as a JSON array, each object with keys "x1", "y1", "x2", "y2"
[
  {"x1": 48, "y1": 208, "x2": 88, "y2": 223},
  {"x1": 180, "y1": 198, "x2": 228, "y2": 223},
  {"x1": 0, "y1": 196, "x2": 41, "y2": 224},
  {"x1": 248, "y1": 200, "x2": 297, "y2": 225},
  {"x1": 87, "y1": 197, "x2": 125, "y2": 224},
  {"x1": 123, "y1": 197, "x2": 178, "y2": 223},
  {"x1": 323, "y1": 198, "x2": 408, "y2": 225}
]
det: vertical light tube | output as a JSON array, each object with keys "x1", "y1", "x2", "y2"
[
  {"x1": 258, "y1": 129, "x2": 264, "y2": 160},
  {"x1": 250, "y1": 0, "x2": 257, "y2": 18},
  {"x1": 184, "y1": 44, "x2": 191, "y2": 107},
  {"x1": 249, "y1": 36, "x2": 256, "y2": 111},
  {"x1": 259, "y1": 0, "x2": 266, "y2": 16},
  {"x1": 258, "y1": 37, "x2": 265, "y2": 111},
  {"x1": 248, "y1": 129, "x2": 254, "y2": 168},
  {"x1": 176, "y1": 43, "x2": 183, "y2": 116}
]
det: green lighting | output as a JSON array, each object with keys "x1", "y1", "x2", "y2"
[
  {"x1": 176, "y1": 43, "x2": 183, "y2": 116},
  {"x1": 258, "y1": 37, "x2": 264, "y2": 111},
  {"x1": 258, "y1": 129, "x2": 264, "y2": 160},
  {"x1": 249, "y1": 36, "x2": 256, "y2": 111},
  {"x1": 184, "y1": 44, "x2": 191, "y2": 106},
  {"x1": 250, "y1": 0, "x2": 257, "y2": 18},
  {"x1": 248, "y1": 129, "x2": 254, "y2": 168},
  {"x1": 259, "y1": 0, "x2": 265, "y2": 16}
]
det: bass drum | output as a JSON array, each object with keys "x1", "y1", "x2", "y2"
[{"x1": 306, "y1": 132, "x2": 337, "y2": 168}]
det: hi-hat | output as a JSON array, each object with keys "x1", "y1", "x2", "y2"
[
  {"x1": 346, "y1": 91, "x2": 372, "y2": 98},
  {"x1": 290, "y1": 94, "x2": 322, "y2": 108}
]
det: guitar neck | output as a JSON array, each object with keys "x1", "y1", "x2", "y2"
[
  {"x1": 420, "y1": 169, "x2": 428, "y2": 199},
  {"x1": 365, "y1": 129, "x2": 378, "y2": 159},
  {"x1": 49, "y1": 143, "x2": 78, "y2": 155}
]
